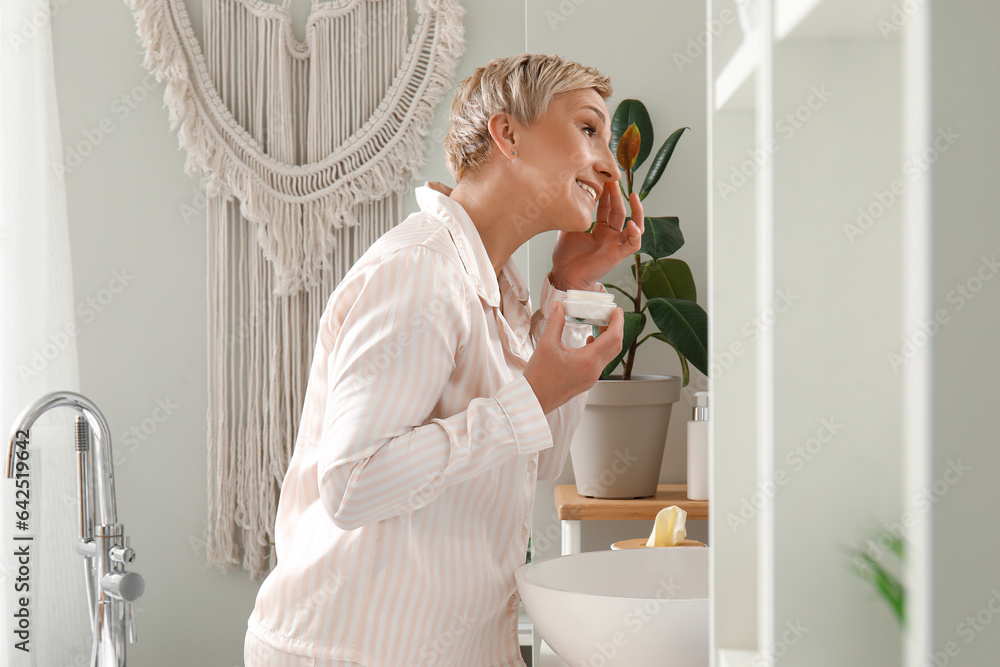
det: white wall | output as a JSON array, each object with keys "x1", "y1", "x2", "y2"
[
  {"x1": 46, "y1": 1, "x2": 708, "y2": 665},
  {"x1": 924, "y1": 4, "x2": 1000, "y2": 665}
]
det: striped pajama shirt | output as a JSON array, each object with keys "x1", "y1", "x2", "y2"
[{"x1": 246, "y1": 186, "x2": 599, "y2": 666}]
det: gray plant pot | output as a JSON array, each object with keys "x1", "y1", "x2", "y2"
[{"x1": 570, "y1": 374, "x2": 682, "y2": 499}]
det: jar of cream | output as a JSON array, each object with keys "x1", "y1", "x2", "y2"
[{"x1": 562, "y1": 290, "x2": 617, "y2": 327}]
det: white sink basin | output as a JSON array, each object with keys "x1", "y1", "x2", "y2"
[{"x1": 515, "y1": 547, "x2": 709, "y2": 667}]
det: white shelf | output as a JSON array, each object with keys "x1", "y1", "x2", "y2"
[{"x1": 714, "y1": 34, "x2": 758, "y2": 112}]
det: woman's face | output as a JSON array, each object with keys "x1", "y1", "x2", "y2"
[{"x1": 512, "y1": 87, "x2": 621, "y2": 232}]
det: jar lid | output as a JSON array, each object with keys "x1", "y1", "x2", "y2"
[{"x1": 565, "y1": 289, "x2": 615, "y2": 303}]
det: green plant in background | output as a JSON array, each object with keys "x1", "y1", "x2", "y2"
[
  {"x1": 848, "y1": 529, "x2": 906, "y2": 626},
  {"x1": 599, "y1": 99, "x2": 708, "y2": 385}
]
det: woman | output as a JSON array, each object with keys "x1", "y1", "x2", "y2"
[{"x1": 245, "y1": 53, "x2": 644, "y2": 666}]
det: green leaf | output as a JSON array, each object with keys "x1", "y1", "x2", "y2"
[
  {"x1": 599, "y1": 312, "x2": 645, "y2": 380},
  {"x1": 646, "y1": 298, "x2": 708, "y2": 376},
  {"x1": 887, "y1": 534, "x2": 905, "y2": 561},
  {"x1": 639, "y1": 127, "x2": 688, "y2": 201},
  {"x1": 653, "y1": 333, "x2": 691, "y2": 386},
  {"x1": 610, "y1": 99, "x2": 654, "y2": 172},
  {"x1": 859, "y1": 556, "x2": 906, "y2": 625},
  {"x1": 639, "y1": 258, "x2": 697, "y2": 302},
  {"x1": 639, "y1": 217, "x2": 684, "y2": 260},
  {"x1": 847, "y1": 531, "x2": 907, "y2": 627}
]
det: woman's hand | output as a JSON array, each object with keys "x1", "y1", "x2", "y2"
[
  {"x1": 550, "y1": 181, "x2": 644, "y2": 292},
  {"x1": 523, "y1": 302, "x2": 624, "y2": 414}
]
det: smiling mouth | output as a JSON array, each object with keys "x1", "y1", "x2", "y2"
[{"x1": 575, "y1": 180, "x2": 598, "y2": 202}]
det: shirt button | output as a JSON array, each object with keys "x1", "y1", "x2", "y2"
[{"x1": 527, "y1": 459, "x2": 536, "y2": 472}]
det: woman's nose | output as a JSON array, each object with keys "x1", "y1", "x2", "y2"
[{"x1": 598, "y1": 143, "x2": 622, "y2": 182}]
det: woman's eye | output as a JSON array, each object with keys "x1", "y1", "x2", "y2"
[{"x1": 583, "y1": 125, "x2": 596, "y2": 137}]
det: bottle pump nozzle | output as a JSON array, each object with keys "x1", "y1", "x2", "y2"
[{"x1": 692, "y1": 391, "x2": 709, "y2": 421}]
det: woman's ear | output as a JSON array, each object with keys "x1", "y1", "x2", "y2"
[{"x1": 487, "y1": 112, "x2": 518, "y2": 160}]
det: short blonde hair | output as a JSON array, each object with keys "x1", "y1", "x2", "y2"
[{"x1": 443, "y1": 53, "x2": 613, "y2": 181}]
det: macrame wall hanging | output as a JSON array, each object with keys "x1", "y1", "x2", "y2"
[{"x1": 124, "y1": 0, "x2": 465, "y2": 579}]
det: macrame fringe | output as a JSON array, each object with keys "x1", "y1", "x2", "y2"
[
  {"x1": 207, "y1": 198, "x2": 401, "y2": 579},
  {"x1": 124, "y1": 0, "x2": 465, "y2": 295},
  {"x1": 122, "y1": 0, "x2": 465, "y2": 580}
]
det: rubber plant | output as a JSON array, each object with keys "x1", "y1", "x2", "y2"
[{"x1": 597, "y1": 99, "x2": 708, "y2": 386}]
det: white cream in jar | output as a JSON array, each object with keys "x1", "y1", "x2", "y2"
[{"x1": 562, "y1": 290, "x2": 617, "y2": 327}]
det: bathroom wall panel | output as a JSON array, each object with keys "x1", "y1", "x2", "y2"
[{"x1": 769, "y1": 40, "x2": 904, "y2": 667}]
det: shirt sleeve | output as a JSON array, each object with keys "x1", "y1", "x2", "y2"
[
  {"x1": 316, "y1": 245, "x2": 554, "y2": 531},
  {"x1": 529, "y1": 274, "x2": 612, "y2": 481}
]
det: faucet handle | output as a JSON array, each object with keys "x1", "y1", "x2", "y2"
[
  {"x1": 109, "y1": 545, "x2": 135, "y2": 565},
  {"x1": 126, "y1": 601, "x2": 138, "y2": 643},
  {"x1": 100, "y1": 571, "x2": 145, "y2": 602}
]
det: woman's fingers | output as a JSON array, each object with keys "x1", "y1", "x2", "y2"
[
  {"x1": 625, "y1": 192, "x2": 644, "y2": 251},
  {"x1": 629, "y1": 192, "x2": 645, "y2": 234},
  {"x1": 594, "y1": 308, "x2": 625, "y2": 362},
  {"x1": 596, "y1": 181, "x2": 612, "y2": 225},
  {"x1": 609, "y1": 181, "x2": 626, "y2": 231}
]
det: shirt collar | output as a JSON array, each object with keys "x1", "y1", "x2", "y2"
[{"x1": 414, "y1": 185, "x2": 529, "y2": 308}]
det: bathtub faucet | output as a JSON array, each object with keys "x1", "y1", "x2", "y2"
[{"x1": 6, "y1": 391, "x2": 144, "y2": 667}]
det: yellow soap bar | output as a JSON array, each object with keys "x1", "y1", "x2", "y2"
[{"x1": 646, "y1": 505, "x2": 687, "y2": 547}]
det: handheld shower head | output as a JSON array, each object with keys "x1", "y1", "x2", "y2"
[{"x1": 6, "y1": 391, "x2": 140, "y2": 666}]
